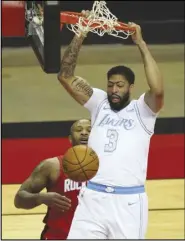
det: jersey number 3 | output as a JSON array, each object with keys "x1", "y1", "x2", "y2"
[{"x1": 104, "y1": 129, "x2": 119, "y2": 152}]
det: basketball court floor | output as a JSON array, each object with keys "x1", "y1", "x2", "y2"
[{"x1": 2, "y1": 179, "x2": 184, "y2": 239}]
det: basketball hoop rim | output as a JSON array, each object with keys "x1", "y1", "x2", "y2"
[{"x1": 60, "y1": 11, "x2": 135, "y2": 32}]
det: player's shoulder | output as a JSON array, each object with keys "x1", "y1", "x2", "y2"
[
  {"x1": 42, "y1": 157, "x2": 63, "y2": 184},
  {"x1": 43, "y1": 156, "x2": 60, "y2": 166},
  {"x1": 29, "y1": 157, "x2": 61, "y2": 186},
  {"x1": 124, "y1": 94, "x2": 145, "y2": 113},
  {"x1": 39, "y1": 157, "x2": 61, "y2": 175},
  {"x1": 127, "y1": 98, "x2": 137, "y2": 109},
  {"x1": 129, "y1": 93, "x2": 145, "y2": 106},
  {"x1": 92, "y1": 88, "x2": 107, "y2": 98},
  {"x1": 130, "y1": 93, "x2": 158, "y2": 119},
  {"x1": 84, "y1": 87, "x2": 107, "y2": 112}
]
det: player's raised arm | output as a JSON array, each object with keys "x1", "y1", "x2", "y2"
[
  {"x1": 129, "y1": 23, "x2": 164, "y2": 113},
  {"x1": 14, "y1": 158, "x2": 71, "y2": 211},
  {"x1": 57, "y1": 11, "x2": 93, "y2": 106}
]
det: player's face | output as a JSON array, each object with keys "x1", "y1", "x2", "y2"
[
  {"x1": 107, "y1": 74, "x2": 134, "y2": 111},
  {"x1": 70, "y1": 119, "x2": 91, "y2": 146}
]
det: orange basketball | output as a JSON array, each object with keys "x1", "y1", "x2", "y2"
[{"x1": 62, "y1": 145, "x2": 99, "y2": 182}]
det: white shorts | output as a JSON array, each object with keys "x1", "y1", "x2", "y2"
[{"x1": 67, "y1": 185, "x2": 148, "y2": 239}]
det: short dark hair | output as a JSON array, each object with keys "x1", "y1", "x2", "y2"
[
  {"x1": 107, "y1": 65, "x2": 135, "y2": 85},
  {"x1": 70, "y1": 119, "x2": 91, "y2": 135}
]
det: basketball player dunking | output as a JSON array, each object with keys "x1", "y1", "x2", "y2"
[
  {"x1": 14, "y1": 119, "x2": 91, "y2": 240},
  {"x1": 57, "y1": 17, "x2": 164, "y2": 239}
]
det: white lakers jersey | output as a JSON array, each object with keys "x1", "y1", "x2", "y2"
[{"x1": 84, "y1": 88, "x2": 158, "y2": 186}]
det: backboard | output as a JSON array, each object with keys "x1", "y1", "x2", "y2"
[{"x1": 25, "y1": 1, "x2": 61, "y2": 74}]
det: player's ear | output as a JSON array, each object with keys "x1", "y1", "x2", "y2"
[
  {"x1": 129, "y1": 84, "x2": 134, "y2": 93},
  {"x1": 68, "y1": 135, "x2": 72, "y2": 144}
]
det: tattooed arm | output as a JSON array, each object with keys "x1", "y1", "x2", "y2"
[{"x1": 57, "y1": 32, "x2": 93, "y2": 106}]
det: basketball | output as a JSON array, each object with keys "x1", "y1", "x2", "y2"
[{"x1": 62, "y1": 145, "x2": 99, "y2": 182}]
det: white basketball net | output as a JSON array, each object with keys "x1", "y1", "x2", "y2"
[{"x1": 66, "y1": 1, "x2": 135, "y2": 39}]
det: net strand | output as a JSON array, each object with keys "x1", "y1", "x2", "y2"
[{"x1": 66, "y1": 1, "x2": 134, "y2": 39}]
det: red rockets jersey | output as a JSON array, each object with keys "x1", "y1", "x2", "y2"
[{"x1": 41, "y1": 156, "x2": 85, "y2": 239}]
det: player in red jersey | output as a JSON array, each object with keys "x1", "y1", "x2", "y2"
[{"x1": 14, "y1": 119, "x2": 91, "y2": 240}]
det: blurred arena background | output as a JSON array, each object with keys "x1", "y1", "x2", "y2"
[{"x1": 2, "y1": 1, "x2": 184, "y2": 239}]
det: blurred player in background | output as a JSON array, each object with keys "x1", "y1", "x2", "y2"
[
  {"x1": 57, "y1": 10, "x2": 164, "y2": 239},
  {"x1": 14, "y1": 119, "x2": 91, "y2": 240}
]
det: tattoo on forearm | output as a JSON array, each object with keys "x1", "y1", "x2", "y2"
[
  {"x1": 60, "y1": 36, "x2": 84, "y2": 79},
  {"x1": 72, "y1": 78, "x2": 93, "y2": 97}
]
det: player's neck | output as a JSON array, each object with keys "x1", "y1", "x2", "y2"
[{"x1": 122, "y1": 99, "x2": 131, "y2": 108}]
